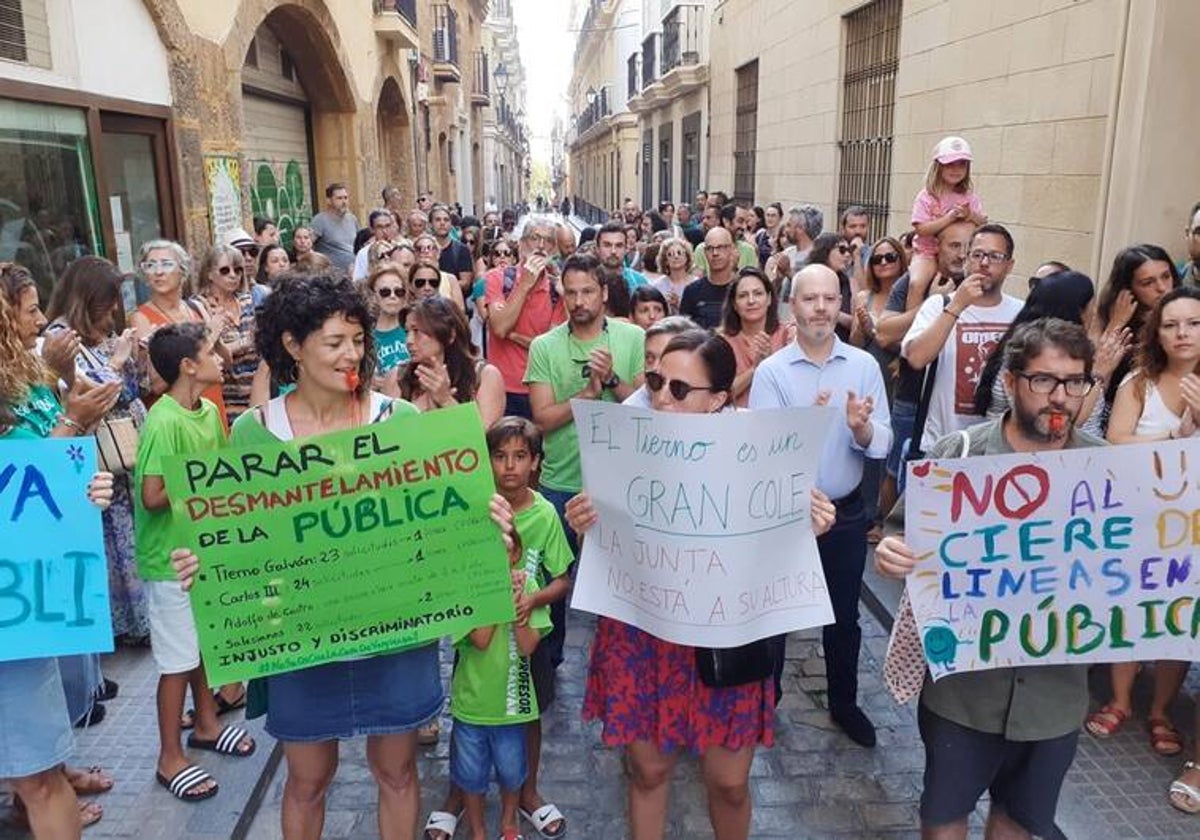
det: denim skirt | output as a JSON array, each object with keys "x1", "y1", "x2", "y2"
[
  {"x1": 265, "y1": 643, "x2": 443, "y2": 742},
  {"x1": 0, "y1": 658, "x2": 74, "y2": 778}
]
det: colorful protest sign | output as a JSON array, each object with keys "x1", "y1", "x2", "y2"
[
  {"x1": 163, "y1": 403, "x2": 515, "y2": 685},
  {"x1": 906, "y1": 439, "x2": 1200, "y2": 680},
  {"x1": 571, "y1": 401, "x2": 835, "y2": 647},
  {"x1": 0, "y1": 439, "x2": 112, "y2": 662}
]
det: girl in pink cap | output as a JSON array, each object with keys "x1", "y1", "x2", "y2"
[{"x1": 906, "y1": 136, "x2": 989, "y2": 307}]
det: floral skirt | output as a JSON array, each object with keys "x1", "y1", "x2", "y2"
[{"x1": 582, "y1": 617, "x2": 774, "y2": 755}]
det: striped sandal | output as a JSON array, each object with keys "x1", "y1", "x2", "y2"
[
  {"x1": 187, "y1": 724, "x2": 256, "y2": 757},
  {"x1": 156, "y1": 765, "x2": 218, "y2": 802}
]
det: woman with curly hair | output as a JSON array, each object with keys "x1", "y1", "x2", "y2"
[
  {"x1": 400, "y1": 296, "x2": 505, "y2": 427},
  {"x1": 0, "y1": 276, "x2": 120, "y2": 834},
  {"x1": 169, "y1": 272, "x2": 516, "y2": 840}
]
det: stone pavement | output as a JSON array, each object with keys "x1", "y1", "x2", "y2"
[
  {"x1": 0, "y1": 646, "x2": 276, "y2": 840},
  {"x1": 243, "y1": 610, "x2": 938, "y2": 840}
]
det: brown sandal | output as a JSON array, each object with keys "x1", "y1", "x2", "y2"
[
  {"x1": 1084, "y1": 703, "x2": 1129, "y2": 738},
  {"x1": 1149, "y1": 717, "x2": 1184, "y2": 756}
]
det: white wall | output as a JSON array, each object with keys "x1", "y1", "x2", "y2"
[{"x1": 0, "y1": 0, "x2": 172, "y2": 106}]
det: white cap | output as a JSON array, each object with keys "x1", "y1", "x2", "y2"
[
  {"x1": 223, "y1": 227, "x2": 254, "y2": 249},
  {"x1": 933, "y1": 136, "x2": 973, "y2": 165}
]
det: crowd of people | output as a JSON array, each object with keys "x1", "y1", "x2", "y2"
[{"x1": 4, "y1": 133, "x2": 1200, "y2": 840}]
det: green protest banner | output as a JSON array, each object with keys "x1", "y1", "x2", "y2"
[{"x1": 162, "y1": 403, "x2": 515, "y2": 685}]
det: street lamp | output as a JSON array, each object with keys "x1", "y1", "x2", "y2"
[
  {"x1": 585, "y1": 86, "x2": 596, "y2": 106},
  {"x1": 493, "y1": 62, "x2": 509, "y2": 96}
]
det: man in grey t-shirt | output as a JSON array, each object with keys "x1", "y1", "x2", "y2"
[{"x1": 310, "y1": 182, "x2": 359, "y2": 271}]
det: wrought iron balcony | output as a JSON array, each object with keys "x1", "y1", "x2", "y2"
[
  {"x1": 641, "y1": 32, "x2": 659, "y2": 89},
  {"x1": 662, "y1": 4, "x2": 704, "y2": 74},
  {"x1": 627, "y1": 52, "x2": 640, "y2": 98},
  {"x1": 372, "y1": 0, "x2": 418, "y2": 49},
  {"x1": 432, "y1": 3, "x2": 460, "y2": 80},
  {"x1": 472, "y1": 49, "x2": 490, "y2": 105}
]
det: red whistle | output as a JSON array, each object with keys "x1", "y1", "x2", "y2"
[
  {"x1": 344, "y1": 369, "x2": 360, "y2": 391},
  {"x1": 1048, "y1": 412, "x2": 1066, "y2": 433}
]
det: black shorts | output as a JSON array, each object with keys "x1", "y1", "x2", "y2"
[
  {"x1": 530, "y1": 635, "x2": 556, "y2": 714},
  {"x1": 918, "y1": 704, "x2": 1079, "y2": 836}
]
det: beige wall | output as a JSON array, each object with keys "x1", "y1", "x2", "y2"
[{"x1": 705, "y1": 0, "x2": 1200, "y2": 284}]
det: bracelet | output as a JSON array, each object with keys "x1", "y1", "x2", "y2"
[
  {"x1": 944, "y1": 307, "x2": 960, "y2": 320},
  {"x1": 59, "y1": 416, "x2": 85, "y2": 435}
]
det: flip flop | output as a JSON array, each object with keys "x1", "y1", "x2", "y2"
[
  {"x1": 1170, "y1": 761, "x2": 1200, "y2": 814},
  {"x1": 181, "y1": 688, "x2": 247, "y2": 730},
  {"x1": 424, "y1": 809, "x2": 462, "y2": 840},
  {"x1": 1149, "y1": 717, "x2": 1184, "y2": 757},
  {"x1": 521, "y1": 804, "x2": 567, "y2": 839},
  {"x1": 187, "y1": 724, "x2": 256, "y2": 757},
  {"x1": 156, "y1": 765, "x2": 218, "y2": 802}
]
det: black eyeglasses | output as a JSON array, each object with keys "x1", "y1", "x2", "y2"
[
  {"x1": 645, "y1": 370, "x2": 717, "y2": 401},
  {"x1": 217, "y1": 265, "x2": 244, "y2": 276},
  {"x1": 411, "y1": 276, "x2": 438, "y2": 289},
  {"x1": 836, "y1": 244, "x2": 853, "y2": 254},
  {"x1": 870, "y1": 252, "x2": 900, "y2": 266},
  {"x1": 1015, "y1": 372, "x2": 1095, "y2": 397},
  {"x1": 376, "y1": 287, "x2": 403, "y2": 298},
  {"x1": 492, "y1": 250, "x2": 513, "y2": 258},
  {"x1": 239, "y1": 246, "x2": 260, "y2": 258}
]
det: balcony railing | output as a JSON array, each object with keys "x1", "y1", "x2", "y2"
[
  {"x1": 641, "y1": 32, "x2": 659, "y2": 89},
  {"x1": 662, "y1": 4, "x2": 704, "y2": 74},
  {"x1": 373, "y1": 0, "x2": 416, "y2": 27},
  {"x1": 433, "y1": 3, "x2": 459, "y2": 66},
  {"x1": 627, "y1": 52, "x2": 640, "y2": 98},
  {"x1": 572, "y1": 87, "x2": 611, "y2": 140},
  {"x1": 472, "y1": 49, "x2": 490, "y2": 102}
]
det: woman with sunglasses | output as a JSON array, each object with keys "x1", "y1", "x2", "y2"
[
  {"x1": 461, "y1": 225, "x2": 486, "y2": 278},
  {"x1": 412, "y1": 233, "x2": 466, "y2": 312},
  {"x1": 132, "y1": 240, "x2": 230, "y2": 429},
  {"x1": 368, "y1": 264, "x2": 409, "y2": 396},
  {"x1": 563, "y1": 330, "x2": 836, "y2": 840},
  {"x1": 651, "y1": 237, "x2": 694, "y2": 314},
  {"x1": 719, "y1": 268, "x2": 794, "y2": 408},
  {"x1": 196, "y1": 245, "x2": 259, "y2": 424},
  {"x1": 806, "y1": 233, "x2": 855, "y2": 342}
]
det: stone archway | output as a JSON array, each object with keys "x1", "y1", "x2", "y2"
[
  {"x1": 377, "y1": 77, "x2": 416, "y2": 206},
  {"x1": 225, "y1": 1, "x2": 360, "y2": 220}
]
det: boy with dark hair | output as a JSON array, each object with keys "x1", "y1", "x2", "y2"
[
  {"x1": 135, "y1": 323, "x2": 256, "y2": 802},
  {"x1": 426, "y1": 417, "x2": 573, "y2": 840}
]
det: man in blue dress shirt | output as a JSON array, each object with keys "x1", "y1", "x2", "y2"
[{"x1": 749, "y1": 264, "x2": 893, "y2": 747}]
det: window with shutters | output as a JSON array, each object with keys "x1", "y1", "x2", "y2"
[
  {"x1": 640, "y1": 129, "x2": 652, "y2": 210},
  {"x1": 733, "y1": 61, "x2": 758, "y2": 204},
  {"x1": 0, "y1": 0, "x2": 51, "y2": 68},
  {"x1": 658, "y1": 122, "x2": 672, "y2": 205},
  {"x1": 837, "y1": 0, "x2": 901, "y2": 239},
  {"x1": 681, "y1": 111, "x2": 701, "y2": 205}
]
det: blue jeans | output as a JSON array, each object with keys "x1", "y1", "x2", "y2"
[
  {"x1": 540, "y1": 487, "x2": 580, "y2": 669},
  {"x1": 450, "y1": 720, "x2": 528, "y2": 794}
]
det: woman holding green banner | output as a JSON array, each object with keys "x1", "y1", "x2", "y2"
[
  {"x1": 0, "y1": 276, "x2": 120, "y2": 835},
  {"x1": 169, "y1": 273, "x2": 517, "y2": 840},
  {"x1": 563, "y1": 330, "x2": 837, "y2": 840}
]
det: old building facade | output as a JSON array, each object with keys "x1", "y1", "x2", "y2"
[
  {"x1": 569, "y1": 0, "x2": 1200, "y2": 281},
  {"x1": 0, "y1": 0, "x2": 528, "y2": 300}
]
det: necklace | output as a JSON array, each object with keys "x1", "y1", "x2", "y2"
[{"x1": 150, "y1": 299, "x2": 189, "y2": 323}]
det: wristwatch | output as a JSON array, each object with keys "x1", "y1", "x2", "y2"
[{"x1": 602, "y1": 372, "x2": 621, "y2": 390}]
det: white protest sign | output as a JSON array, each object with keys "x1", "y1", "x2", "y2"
[
  {"x1": 571, "y1": 401, "x2": 835, "y2": 647},
  {"x1": 905, "y1": 438, "x2": 1200, "y2": 680}
]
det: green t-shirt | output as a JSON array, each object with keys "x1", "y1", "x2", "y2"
[
  {"x1": 516, "y1": 491, "x2": 573, "y2": 585},
  {"x1": 523, "y1": 319, "x2": 645, "y2": 492},
  {"x1": 2, "y1": 383, "x2": 61, "y2": 439},
  {"x1": 694, "y1": 239, "x2": 759, "y2": 274},
  {"x1": 375, "y1": 326, "x2": 410, "y2": 373},
  {"x1": 451, "y1": 575, "x2": 550, "y2": 725},
  {"x1": 134, "y1": 395, "x2": 227, "y2": 581}
]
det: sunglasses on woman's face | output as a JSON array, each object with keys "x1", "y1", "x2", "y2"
[
  {"x1": 218, "y1": 265, "x2": 244, "y2": 276},
  {"x1": 376, "y1": 286, "x2": 403, "y2": 298},
  {"x1": 837, "y1": 244, "x2": 853, "y2": 255},
  {"x1": 493, "y1": 250, "x2": 513, "y2": 258},
  {"x1": 870, "y1": 251, "x2": 900, "y2": 266},
  {"x1": 464, "y1": 238, "x2": 477, "y2": 246},
  {"x1": 645, "y1": 370, "x2": 716, "y2": 401},
  {"x1": 411, "y1": 276, "x2": 438, "y2": 289}
]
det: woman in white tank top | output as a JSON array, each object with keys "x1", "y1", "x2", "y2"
[{"x1": 1090, "y1": 288, "x2": 1200, "y2": 804}]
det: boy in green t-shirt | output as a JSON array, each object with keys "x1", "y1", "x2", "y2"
[
  {"x1": 134, "y1": 324, "x2": 256, "y2": 803},
  {"x1": 436, "y1": 418, "x2": 572, "y2": 840}
]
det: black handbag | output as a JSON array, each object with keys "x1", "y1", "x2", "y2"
[{"x1": 695, "y1": 638, "x2": 776, "y2": 688}]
